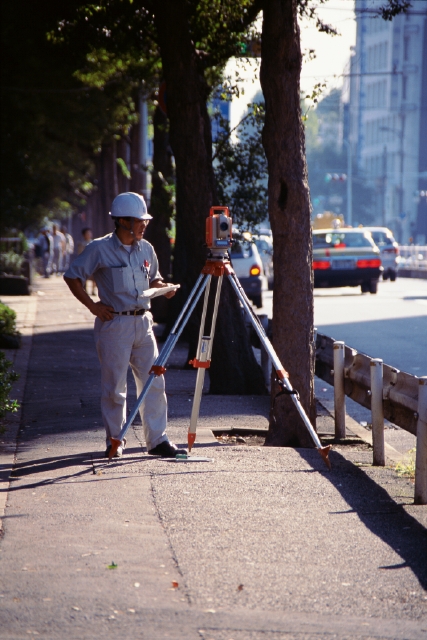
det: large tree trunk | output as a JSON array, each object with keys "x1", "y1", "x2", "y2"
[
  {"x1": 154, "y1": 0, "x2": 266, "y2": 394},
  {"x1": 260, "y1": 0, "x2": 315, "y2": 446}
]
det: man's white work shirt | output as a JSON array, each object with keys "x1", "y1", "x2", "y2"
[{"x1": 64, "y1": 232, "x2": 162, "y2": 312}]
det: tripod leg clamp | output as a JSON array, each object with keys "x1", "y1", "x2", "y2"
[
  {"x1": 189, "y1": 359, "x2": 211, "y2": 369},
  {"x1": 149, "y1": 365, "x2": 167, "y2": 376}
]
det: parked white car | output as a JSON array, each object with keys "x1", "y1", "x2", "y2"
[
  {"x1": 364, "y1": 227, "x2": 399, "y2": 281},
  {"x1": 252, "y1": 233, "x2": 273, "y2": 290},
  {"x1": 230, "y1": 233, "x2": 264, "y2": 308}
]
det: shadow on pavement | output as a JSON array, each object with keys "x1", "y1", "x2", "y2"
[{"x1": 298, "y1": 448, "x2": 427, "y2": 591}]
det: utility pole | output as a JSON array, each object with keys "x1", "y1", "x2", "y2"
[
  {"x1": 382, "y1": 146, "x2": 387, "y2": 227},
  {"x1": 399, "y1": 113, "x2": 406, "y2": 239},
  {"x1": 343, "y1": 140, "x2": 353, "y2": 226}
]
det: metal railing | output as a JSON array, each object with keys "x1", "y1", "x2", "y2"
[
  {"x1": 398, "y1": 245, "x2": 427, "y2": 272},
  {"x1": 315, "y1": 332, "x2": 427, "y2": 505}
]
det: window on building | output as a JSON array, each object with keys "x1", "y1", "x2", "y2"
[
  {"x1": 402, "y1": 76, "x2": 408, "y2": 100},
  {"x1": 403, "y1": 36, "x2": 410, "y2": 61}
]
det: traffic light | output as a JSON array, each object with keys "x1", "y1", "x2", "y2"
[{"x1": 325, "y1": 173, "x2": 347, "y2": 182}]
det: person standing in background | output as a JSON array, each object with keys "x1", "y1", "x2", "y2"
[
  {"x1": 61, "y1": 226, "x2": 74, "y2": 271},
  {"x1": 77, "y1": 227, "x2": 97, "y2": 296},
  {"x1": 37, "y1": 227, "x2": 53, "y2": 278},
  {"x1": 51, "y1": 224, "x2": 65, "y2": 275}
]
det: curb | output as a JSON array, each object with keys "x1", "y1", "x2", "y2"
[{"x1": 0, "y1": 295, "x2": 38, "y2": 531}]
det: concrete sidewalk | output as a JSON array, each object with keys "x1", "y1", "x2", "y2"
[{"x1": 0, "y1": 276, "x2": 426, "y2": 640}]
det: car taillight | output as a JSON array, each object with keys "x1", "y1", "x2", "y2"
[
  {"x1": 383, "y1": 247, "x2": 399, "y2": 254},
  {"x1": 356, "y1": 259, "x2": 381, "y2": 268},
  {"x1": 250, "y1": 265, "x2": 261, "y2": 276},
  {"x1": 313, "y1": 260, "x2": 331, "y2": 270}
]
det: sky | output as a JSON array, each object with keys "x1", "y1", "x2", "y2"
[{"x1": 300, "y1": 0, "x2": 357, "y2": 94}]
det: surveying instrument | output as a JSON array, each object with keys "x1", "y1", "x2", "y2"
[{"x1": 108, "y1": 206, "x2": 331, "y2": 469}]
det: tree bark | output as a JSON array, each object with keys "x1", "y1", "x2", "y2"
[
  {"x1": 260, "y1": 0, "x2": 316, "y2": 446},
  {"x1": 154, "y1": 0, "x2": 266, "y2": 394}
]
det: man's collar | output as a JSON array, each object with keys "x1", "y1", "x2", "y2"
[{"x1": 113, "y1": 231, "x2": 142, "y2": 251}]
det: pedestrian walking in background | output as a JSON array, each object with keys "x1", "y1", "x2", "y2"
[
  {"x1": 77, "y1": 227, "x2": 97, "y2": 296},
  {"x1": 51, "y1": 224, "x2": 65, "y2": 275},
  {"x1": 64, "y1": 192, "x2": 185, "y2": 459},
  {"x1": 61, "y1": 226, "x2": 74, "y2": 271},
  {"x1": 37, "y1": 227, "x2": 53, "y2": 278},
  {"x1": 77, "y1": 227, "x2": 93, "y2": 255}
]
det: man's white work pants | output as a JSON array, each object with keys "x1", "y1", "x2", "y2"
[{"x1": 94, "y1": 313, "x2": 168, "y2": 451}]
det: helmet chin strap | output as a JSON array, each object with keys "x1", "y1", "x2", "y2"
[{"x1": 118, "y1": 218, "x2": 136, "y2": 237}]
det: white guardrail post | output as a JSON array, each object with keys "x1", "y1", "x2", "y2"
[
  {"x1": 415, "y1": 377, "x2": 427, "y2": 505},
  {"x1": 370, "y1": 359, "x2": 385, "y2": 466},
  {"x1": 333, "y1": 341, "x2": 346, "y2": 440}
]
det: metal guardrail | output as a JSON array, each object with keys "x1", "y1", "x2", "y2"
[
  {"x1": 398, "y1": 245, "x2": 427, "y2": 271},
  {"x1": 315, "y1": 332, "x2": 427, "y2": 504}
]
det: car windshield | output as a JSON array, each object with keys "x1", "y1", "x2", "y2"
[
  {"x1": 369, "y1": 231, "x2": 394, "y2": 246},
  {"x1": 231, "y1": 239, "x2": 252, "y2": 259},
  {"x1": 313, "y1": 232, "x2": 373, "y2": 249},
  {"x1": 254, "y1": 239, "x2": 271, "y2": 253}
]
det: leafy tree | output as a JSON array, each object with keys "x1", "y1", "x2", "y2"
[{"x1": 213, "y1": 102, "x2": 268, "y2": 231}]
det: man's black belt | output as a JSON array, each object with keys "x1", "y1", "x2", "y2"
[{"x1": 112, "y1": 309, "x2": 147, "y2": 316}]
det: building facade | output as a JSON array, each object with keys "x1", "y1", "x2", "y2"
[{"x1": 346, "y1": 0, "x2": 427, "y2": 242}]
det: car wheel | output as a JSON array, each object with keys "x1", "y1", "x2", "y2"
[
  {"x1": 382, "y1": 271, "x2": 389, "y2": 281},
  {"x1": 268, "y1": 279, "x2": 274, "y2": 291},
  {"x1": 361, "y1": 282, "x2": 369, "y2": 293},
  {"x1": 390, "y1": 271, "x2": 396, "y2": 282},
  {"x1": 251, "y1": 294, "x2": 263, "y2": 308},
  {"x1": 369, "y1": 280, "x2": 378, "y2": 294}
]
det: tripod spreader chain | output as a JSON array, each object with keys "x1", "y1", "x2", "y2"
[{"x1": 108, "y1": 206, "x2": 331, "y2": 470}]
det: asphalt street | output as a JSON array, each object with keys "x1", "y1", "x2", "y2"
[
  {"x1": 260, "y1": 278, "x2": 427, "y2": 377},
  {"x1": 0, "y1": 276, "x2": 426, "y2": 639}
]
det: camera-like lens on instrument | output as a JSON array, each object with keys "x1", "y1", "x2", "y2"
[{"x1": 219, "y1": 221, "x2": 229, "y2": 231}]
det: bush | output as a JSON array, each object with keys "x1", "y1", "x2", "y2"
[
  {"x1": 0, "y1": 302, "x2": 19, "y2": 336},
  {"x1": 0, "y1": 251, "x2": 25, "y2": 276},
  {"x1": 0, "y1": 351, "x2": 19, "y2": 427}
]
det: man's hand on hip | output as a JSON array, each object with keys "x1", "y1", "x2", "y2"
[{"x1": 91, "y1": 301, "x2": 115, "y2": 322}]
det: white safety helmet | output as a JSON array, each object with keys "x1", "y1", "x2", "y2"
[{"x1": 109, "y1": 192, "x2": 152, "y2": 220}]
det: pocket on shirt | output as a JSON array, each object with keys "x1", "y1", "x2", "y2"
[{"x1": 110, "y1": 266, "x2": 131, "y2": 293}]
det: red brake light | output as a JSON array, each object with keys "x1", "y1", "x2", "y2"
[
  {"x1": 313, "y1": 260, "x2": 331, "y2": 270},
  {"x1": 250, "y1": 265, "x2": 261, "y2": 276},
  {"x1": 356, "y1": 259, "x2": 381, "y2": 269},
  {"x1": 333, "y1": 243, "x2": 346, "y2": 249}
]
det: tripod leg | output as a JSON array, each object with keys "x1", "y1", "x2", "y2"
[
  {"x1": 108, "y1": 274, "x2": 211, "y2": 459},
  {"x1": 188, "y1": 275, "x2": 223, "y2": 451},
  {"x1": 227, "y1": 273, "x2": 331, "y2": 470}
]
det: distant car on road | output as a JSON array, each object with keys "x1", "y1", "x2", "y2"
[
  {"x1": 230, "y1": 233, "x2": 264, "y2": 308},
  {"x1": 253, "y1": 234, "x2": 273, "y2": 290},
  {"x1": 313, "y1": 228, "x2": 382, "y2": 294},
  {"x1": 363, "y1": 227, "x2": 399, "y2": 281}
]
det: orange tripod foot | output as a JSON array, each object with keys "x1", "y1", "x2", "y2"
[
  {"x1": 317, "y1": 445, "x2": 332, "y2": 470},
  {"x1": 187, "y1": 432, "x2": 196, "y2": 452},
  {"x1": 108, "y1": 438, "x2": 122, "y2": 460}
]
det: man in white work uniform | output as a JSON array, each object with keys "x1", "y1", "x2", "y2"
[{"x1": 64, "y1": 192, "x2": 185, "y2": 458}]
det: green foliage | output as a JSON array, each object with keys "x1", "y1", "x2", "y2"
[
  {"x1": 395, "y1": 448, "x2": 416, "y2": 479},
  {"x1": 0, "y1": 252, "x2": 24, "y2": 276},
  {"x1": 0, "y1": 351, "x2": 20, "y2": 424},
  {"x1": 0, "y1": 303, "x2": 19, "y2": 336},
  {"x1": 213, "y1": 102, "x2": 267, "y2": 230}
]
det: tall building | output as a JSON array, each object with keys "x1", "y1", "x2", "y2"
[{"x1": 346, "y1": 0, "x2": 427, "y2": 242}]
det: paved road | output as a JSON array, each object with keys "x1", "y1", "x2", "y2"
[{"x1": 261, "y1": 278, "x2": 427, "y2": 377}]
